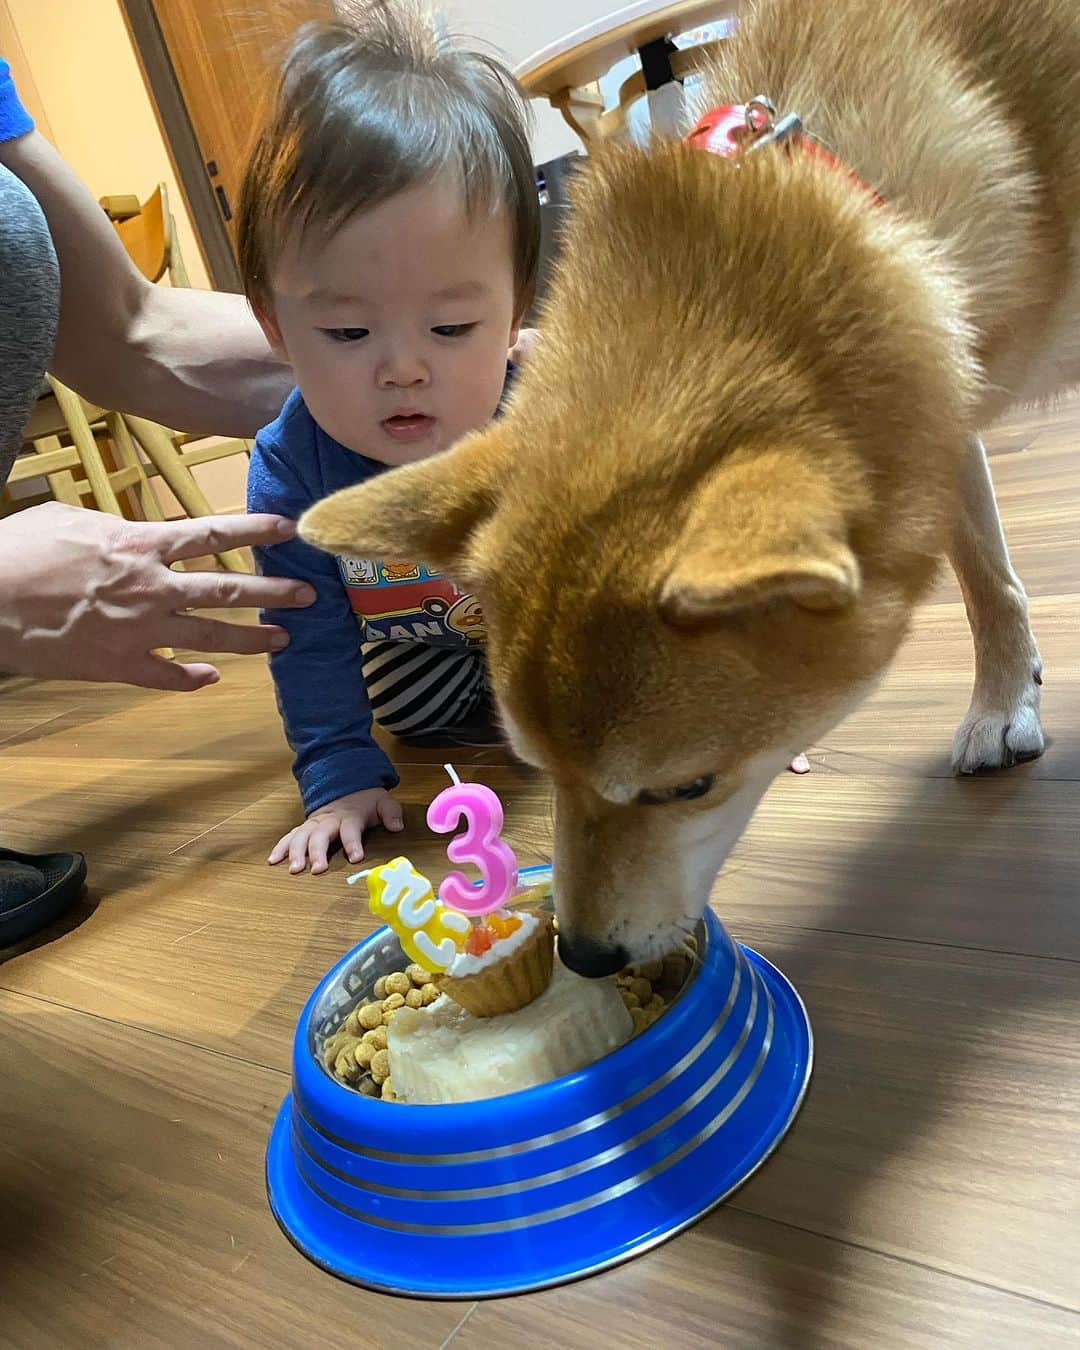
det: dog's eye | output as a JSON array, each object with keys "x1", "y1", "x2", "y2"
[{"x1": 638, "y1": 774, "x2": 716, "y2": 806}]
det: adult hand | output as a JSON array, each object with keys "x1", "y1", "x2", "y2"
[
  {"x1": 0, "y1": 502, "x2": 315, "y2": 690},
  {"x1": 269, "y1": 788, "x2": 405, "y2": 875}
]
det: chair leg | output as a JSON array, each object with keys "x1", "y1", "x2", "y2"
[
  {"x1": 47, "y1": 377, "x2": 124, "y2": 516},
  {"x1": 106, "y1": 412, "x2": 165, "y2": 522},
  {"x1": 34, "y1": 393, "x2": 179, "y2": 656},
  {"x1": 124, "y1": 414, "x2": 251, "y2": 573},
  {"x1": 166, "y1": 227, "x2": 192, "y2": 288},
  {"x1": 551, "y1": 81, "x2": 606, "y2": 143},
  {"x1": 30, "y1": 434, "x2": 82, "y2": 507},
  {"x1": 107, "y1": 414, "x2": 187, "y2": 577}
]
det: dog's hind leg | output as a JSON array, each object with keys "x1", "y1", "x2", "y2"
[{"x1": 948, "y1": 433, "x2": 1045, "y2": 772}]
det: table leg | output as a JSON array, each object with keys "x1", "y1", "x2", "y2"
[{"x1": 551, "y1": 81, "x2": 606, "y2": 143}]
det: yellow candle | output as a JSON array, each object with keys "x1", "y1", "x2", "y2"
[{"x1": 350, "y1": 856, "x2": 470, "y2": 973}]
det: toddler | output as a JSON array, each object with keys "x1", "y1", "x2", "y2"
[{"x1": 239, "y1": 3, "x2": 539, "y2": 873}]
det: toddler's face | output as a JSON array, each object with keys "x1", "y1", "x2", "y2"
[{"x1": 261, "y1": 173, "x2": 520, "y2": 465}]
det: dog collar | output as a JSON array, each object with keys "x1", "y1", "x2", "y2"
[{"x1": 685, "y1": 96, "x2": 885, "y2": 208}]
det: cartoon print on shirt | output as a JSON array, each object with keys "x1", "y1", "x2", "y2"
[
  {"x1": 339, "y1": 556, "x2": 379, "y2": 586},
  {"x1": 336, "y1": 555, "x2": 484, "y2": 646},
  {"x1": 381, "y1": 561, "x2": 422, "y2": 582},
  {"x1": 423, "y1": 593, "x2": 486, "y2": 644}
]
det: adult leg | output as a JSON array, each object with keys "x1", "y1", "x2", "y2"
[
  {"x1": 0, "y1": 164, "x2": 84, "y2": 948},
  {"x1": 0, "y1": 161, "x2": 59, "y2": 482}
]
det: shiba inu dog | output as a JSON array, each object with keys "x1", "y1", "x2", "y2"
[{"x1": 300, "y1": 0, "x2": 1077, "y2": 974}]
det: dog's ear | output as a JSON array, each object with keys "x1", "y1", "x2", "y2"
[
  {"x1": 299, "y1": 429, "x2": 501, "y2": 582},
  {"x1": 658, "y1": 451, "x2": 862, "y2": 624}
]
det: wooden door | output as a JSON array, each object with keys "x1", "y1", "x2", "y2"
[{"x1": 150, "y1": 0, "x2": 330, "y2": 250}]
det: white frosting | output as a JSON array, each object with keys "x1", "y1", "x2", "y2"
[
  {"x1": 387, "y1": 958, "x2": 634, "y2": 1103},
  {"x1": 446, "y1": 909, "x2": 540, "y2": 977}
]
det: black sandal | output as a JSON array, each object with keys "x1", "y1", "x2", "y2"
[{"x1": 0, "y1": 846, "x2": 87, "y2": 947}]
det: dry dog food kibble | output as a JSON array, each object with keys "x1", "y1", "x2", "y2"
[
  {"x1": 370, "y1": 1048, "x2": 391, "y2": 1084},
  {"x1": 322, "y1": 935, "x2": 697, "y2": 1099},
  {"x1": 627, "y1": 976, "x2": 653, "y2": 1005}
]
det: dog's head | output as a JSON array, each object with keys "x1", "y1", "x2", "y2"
[{"x1": 301, "y1": 143, "x2": 974, "y2": 972}]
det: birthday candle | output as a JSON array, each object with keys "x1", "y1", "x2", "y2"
[
  {"x1": 426, "y1": 765, "x2": 518, "y2": 918},
  {"x1": 350, "y1": 856, "x2": 470, "y2": 973}
]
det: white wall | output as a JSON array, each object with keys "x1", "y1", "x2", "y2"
[{"x1": 445, "y1": 1, "x2": 624, "y2": 162}]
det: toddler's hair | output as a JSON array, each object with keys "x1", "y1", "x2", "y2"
[{"x1": 237, "y1": 0, "x2": 539, "y2": 316}]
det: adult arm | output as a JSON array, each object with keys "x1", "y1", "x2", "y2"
[{"x1": 0, "y1": 129, "x2": 291, "y2": 436}]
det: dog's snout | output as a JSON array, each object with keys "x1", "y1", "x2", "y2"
[{"x1": 557, "y1": 929, "x2": 628, "y2": 979}]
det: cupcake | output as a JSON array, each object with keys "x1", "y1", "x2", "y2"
[{"x1": 436, "y1": 908, "x2": 555, "y2": 1017}]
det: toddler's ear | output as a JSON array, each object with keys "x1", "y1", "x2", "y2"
[
  {"x1": 299, "y1": 428, "x2": 503, "y2": 582},
  {"x1": 253, "y1": 306, "x2": 288, "y2": 361}
]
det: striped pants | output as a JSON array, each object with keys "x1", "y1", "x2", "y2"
[{"x1": 361, "y1": 640, "x2": 497, "y2": 743}]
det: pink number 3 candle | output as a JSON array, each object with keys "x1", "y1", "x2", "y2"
[{"x1": 426, "y1": 764, "x2": 518, "y2": 917}]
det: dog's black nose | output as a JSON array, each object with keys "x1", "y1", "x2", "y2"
[{"x1": 557, "y1": 930, "x2": 629, "y2": 979}]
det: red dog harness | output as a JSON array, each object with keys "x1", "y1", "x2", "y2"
[{"x1": 685, "y1": 97, "x2": 885, "y2": 209}]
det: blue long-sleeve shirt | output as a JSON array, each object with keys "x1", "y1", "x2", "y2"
[
  {"x1": 249, "y1": 390, "x2": 397, "y2": 811},
  {"x1": 249, "y1": 384, "x2": 507, "y2": 813}
]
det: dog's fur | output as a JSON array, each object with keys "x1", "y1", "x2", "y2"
[{"x1": 301, "y1": 0, "x2": 1078, "y2": 971}]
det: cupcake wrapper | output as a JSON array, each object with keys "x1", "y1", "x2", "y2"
[{"x1": 438, "y1": 913, "x2": 555, "y2": 1017}]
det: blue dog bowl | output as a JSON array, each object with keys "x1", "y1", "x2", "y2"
[{"x1": 267, "y1": 866, "x2": 812, "y2": 1298}]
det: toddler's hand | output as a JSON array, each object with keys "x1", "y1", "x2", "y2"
[{"x1": 269, "y1": 788, "x2": 404, "y2": 875}]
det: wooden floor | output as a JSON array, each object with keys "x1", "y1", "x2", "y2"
[{"x1": 2, "y1": 396, "x2": 1079, "y2": 1350}]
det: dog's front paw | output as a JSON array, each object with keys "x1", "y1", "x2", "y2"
[{"x1": 951, "y1": 668, "x2": 1045, "y2": 773}]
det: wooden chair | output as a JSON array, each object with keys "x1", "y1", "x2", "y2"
[
  {"x1": 101, "y1": 182, "x2": 191, "y2": 287},
  {"x1": 5, "y1": 184, "x2": 249, "y2": 578},
  {"x1": 7, "y1": 376, "x2": 164, "y2": 522},
  {"x1": 98, "y1": 184, "x2": 253, "y2": 573},
  {"x1": 12, "y1": 374, "x2": 250, "y2": 572},
  {"x1": 5, "y1": 382, "x2": 179, "y2": 660},
  {"x1": 517, "y1": 0, "x2": 738, "y2": 144},
  {"x1": 122, "y1": 415, "x2": 250, "y2": 573}
]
